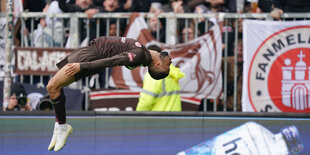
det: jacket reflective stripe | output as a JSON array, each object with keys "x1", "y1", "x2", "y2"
[{"x1": 141, "y1": 79, "x2": 181, "y2": 97}]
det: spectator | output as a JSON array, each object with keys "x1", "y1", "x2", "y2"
[
  {"x1": 148, "y1": 10, "x2": 166, "y2": 43},
  {"x1": 93, "y1": 0, "x2": 104, "y2": 6},
  {"x1": 18, "y1": 1, "x2": 62, "y2": 87},
  {"x1": 180, "y1": 27, "x2": 195, "y2": 43},
  {"x1": 108, "y1": 22, "x2": 117, "y2": 36},
  {"x1": 136, "y1": 45, "x2": 185, "y2": 111},
  {"x1": 242, "y1": 1, "x2": 252, "y2": 13},
  {"x1": 22, "y1": 0, "x2": 47, "y2": 45},
  {"x1": 257, "y1": 0, "x2": 273, "y2": 13},
  {"x1": 149, "y1": 1, "x2": 164, "y2": 13},
  {"x1": 224, "y1": 0, "x2": 237, "y2": 12},
  {"x1": 222, "y1": 38, "x2": 243, "y2": 111},
  {"x1": 161, "y1": 0, "x2": 191, "y2": 43},
  {"x1": 59, "y1": 0, "x2": 98, "y2": 13},
  {"x1": 109, "y1": 0, "x2": 144, "y2": 12},
  {"x1": 120, "y1": 0, "x2": 133, "y2": 11},
  {"x1": 58, "y1": 0, "x2": 99, "y2": 43},
  {"x1": 33, "y1": 1, "x2": 63, "y2": 47},
  {"x1": 127, "y1": 0, "x2": 152, "y2": 12},
  {"x1": 99, "y1": 0, "x2": 120, "y2": 12},
  {"x1": 147, "y1": 2, "x2": 167, "y2": 43},
  {"x1": 6, "y1": 83, "x2": 32, "y2": 111},
  {"x1": 189, "y1": 4, "x2": 215, "y2": 36},
  {"x1": 97, "y1": 0, "x2": 126, "y2": 37},
  {"x1": 162, "y1": 0, "x2": 190, "y2": 13},
  {"x1": 187, "y1": 0, "x2": 226, "y2": 13},
  {"x1": 271, "y1": 0, "x2": 310, "y2": 20}
]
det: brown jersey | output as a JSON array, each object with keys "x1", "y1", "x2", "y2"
[
  {"x1": 56, "y1": 36, "x2": 152, "y2": 80},
  {"x1": 82, "y1": 36, "x2": 151, "y2": 69}
]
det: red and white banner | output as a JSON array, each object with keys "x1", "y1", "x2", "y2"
[
  {"x1": 242, "y1": 20, "x2": 310, "y2": 112},
  {"x1": 109, "y1": 14, "x2": 222, "y2": 99},
  {"x1": 14, "y1": 47, "x2": 73, "y2": 75}
]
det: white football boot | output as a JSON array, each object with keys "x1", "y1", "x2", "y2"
[
  {"x1": 54, "y1": 123, "x2": 73, "y2": 152},
  {"x1": 48, "y1": 122, "x2": 59, "y2": 151}
]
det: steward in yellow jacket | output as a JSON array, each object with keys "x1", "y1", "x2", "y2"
[{"x1": 136, "y1": 64, "x2": 185, "y2": 111}]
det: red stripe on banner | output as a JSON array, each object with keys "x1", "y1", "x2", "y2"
[{"x1": 181, "y1": 97, "x2": 201, "y2": 102}]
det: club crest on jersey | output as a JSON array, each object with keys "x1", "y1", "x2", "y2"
[
  {"x1": 135, "y1": 42, "x2": 142, "y2": 47},
  {"x1": 128, "y1": 53, "x2": 136, "y2": 62},
  {"x1": 121, "y1": 37, "x2": 126, "y2": 43},
  {"x1": 248, "y1": 26, "x2": 310, "y2": 113}
]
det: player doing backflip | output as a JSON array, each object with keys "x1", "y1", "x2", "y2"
[{"x1": 47, "y1": 36, "x2": 171, "y2": 151}]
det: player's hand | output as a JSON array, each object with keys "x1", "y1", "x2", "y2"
[{"x1": 65, "y1": 63, "x2": 80, "y2": 76}]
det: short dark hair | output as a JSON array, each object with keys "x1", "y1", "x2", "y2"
[
  {"x1": 147, "y1": 45, "x2": 169, "y2": 80},
  {"x1": 148, "y1": 68, "x2": 169, "y2": 80},
  {"x1": 147, "y1": 45, "x2": 161, "y2": 53}
]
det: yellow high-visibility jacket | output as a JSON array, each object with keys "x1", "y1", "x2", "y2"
[{"x1": 136, "y1": 64, "x2": 185, "y2": 111}]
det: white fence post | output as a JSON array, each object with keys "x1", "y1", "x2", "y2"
[
  {"x1": 165, "y1": 13, "x2": 177, "y2": 45},
  {"x1": 67, "y1": 14, "x2": 79, "y2": 48},
  {"x1": 3, "y1": 0, "x2": 13, "y2": 110}
]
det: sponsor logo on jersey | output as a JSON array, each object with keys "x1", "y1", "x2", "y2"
[
  {"x1": 121, "y1": 37, "x2": 126, "y2": 43},
  {"x1": 135, "y1": 42, "x2": 142, "y2": 47},
  {"x1": 128, "y1": 53, "x2": 136, "y2": 62},
  {"x1": 248, "y1": 26, "x2": 310, "y2": 112}
]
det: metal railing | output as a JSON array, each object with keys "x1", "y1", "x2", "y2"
[{"x1": 4, "y1": 12, "x2": 310, "y2": 111}]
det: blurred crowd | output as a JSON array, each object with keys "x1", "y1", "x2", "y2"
[
  {"x1": 7, "y1": 0, "x2": 290, "y2": 48},
  {"x1": 4, "y1": 0, "x2": 309, "y2": 51},
  {"x1": 1, "y1": 0, "x2": 309, "y2": 47}
]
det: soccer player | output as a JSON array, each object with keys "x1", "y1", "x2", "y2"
[{"x1": 47, "y1": 36, "x2": 171, "y2": 151}]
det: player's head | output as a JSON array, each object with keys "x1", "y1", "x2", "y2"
[{"x1": 147, "y1": 45, "x2": 171, "y2": 80}]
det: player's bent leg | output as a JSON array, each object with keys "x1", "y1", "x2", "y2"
[
  {"x1": 47, "y1": 64, "x2": 76, "y2": 151},
  {"x1": 54, "y1": 124, "x2": 73, "y2": 152},
  {"x1": 47, "y1": 64, "x2": 76, "y2": 100}
]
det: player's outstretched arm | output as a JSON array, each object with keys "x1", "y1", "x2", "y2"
[
  {"x1": 79, "y1": 53, "x2": 130, "y2": 72},
  {"x1": 65, "y1": 63, "x2": 81, "y2": 76}
]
